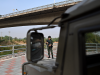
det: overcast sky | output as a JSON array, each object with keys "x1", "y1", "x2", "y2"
[{"x1": 0, "y1": 0, "x2": 78, "y2": 38}]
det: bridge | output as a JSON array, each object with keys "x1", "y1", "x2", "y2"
[{"x1": 0, "y1": 0, "x2": 82, "y2": 28}]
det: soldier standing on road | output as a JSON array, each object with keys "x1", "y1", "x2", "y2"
[{"x1": 46, "y1": 36, "x2": 53, "y2": 59}]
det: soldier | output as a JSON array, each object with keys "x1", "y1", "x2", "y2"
[{"x1": 46, "y1": 36, "x2": 53, "y2": 59}]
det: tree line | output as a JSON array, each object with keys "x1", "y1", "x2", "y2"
[
  {"x1": 0, "y1": 36, "x2": 26, "y2": 45},
  {"x1": 44, "y1": 37, "x2": 59, "y2": 43},
  {"x1": 85, "y1": 32, "x2": 100, "y2": 43},
  {"x1": 0, "y1": 36, "x2": 59, "y2": 56},
  {"x1": 1, "y1": 32, "x2": 100, "y2": 45},
  {"x1": 0, "y1": 36, "x2": 59, "y2": 45},
  {"x1": 0, "y1": 36, "x2": 26, "y2": 56},
  {"x1": 0, "y1": 32, "x2": 100, "y2": 56}
]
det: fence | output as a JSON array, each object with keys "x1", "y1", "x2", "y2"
[
  {"x1": 0, "y1": 43, "x2": 58, "y2": 60},
  {"x1": 86, "y1": 43, "x2": 100, "y2": 55},
  {"x1": 0, "y1": 0, "x2": 82, "y2": 19},
  {"x1": 0, "y1": 44, "x2": 26, "y2": 60},
  {"x1": 1, "y1": 43, "x2": 99, "y2": 60}
]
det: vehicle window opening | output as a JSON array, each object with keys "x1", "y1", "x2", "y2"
[{"x1": 85, "y1": 31, "x2": 100, "y2": 75}]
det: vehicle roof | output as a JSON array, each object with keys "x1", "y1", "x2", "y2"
[{"x1": 61, "y1": 0, "x2": 100, "y2": 22}]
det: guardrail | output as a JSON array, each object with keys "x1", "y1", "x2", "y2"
[
  {"x1": 0, "y1": 0, "x2": 82, "y2": 19},
  {"x1": 86, "y1": 43, "x2": 99, "y2": 51},
  {"x1": 0, "y1": 43, "x2": 58, "y2": 60},
  {"x1": 1, "y1": 42, "x2": 100, "y2": 60},
  {"x1": 86, "y1": 43, "x2": 100, "y2": 55},
  {"x1": 0, "y1": 44, "x2": 26, "y2": 60}
]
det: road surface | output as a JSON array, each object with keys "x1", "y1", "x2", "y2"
[{"x1": 0, "y1": 50, "x2": 57, "y2": 75}]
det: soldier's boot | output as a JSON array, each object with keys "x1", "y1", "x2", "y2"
[
  {"x1": 52, "y1": 55, "x2": 54, "y2": 59},
  {"x1": 48, "y1": 55, "x2": 50, "y2": 58}
]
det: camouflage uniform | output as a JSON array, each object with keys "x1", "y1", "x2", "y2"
[{"x1": 46, "y1": 39, "x2": 53, "y2": 58}]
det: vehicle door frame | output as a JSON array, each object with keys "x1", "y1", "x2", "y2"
[{"x1": 62, "y1": 10, "x2": 100, "y2": 75}]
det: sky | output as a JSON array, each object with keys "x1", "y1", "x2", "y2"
[
  {"x1": 0, "y1": 25, "x2": 60, "y2": 38},
  {"x1": 0, "y1": 0, "x2": 75, "y2": 38}
]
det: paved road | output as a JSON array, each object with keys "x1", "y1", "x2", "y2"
[{"x1": 0, "y1": 50, "x2": 57, "y2": 75}]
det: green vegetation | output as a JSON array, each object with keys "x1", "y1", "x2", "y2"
[
  {"x1": 0, "y1": 51, "x2": 12, "y2": 56},
  {"x1": 85, "y1": 32, "x2": 100, "y2": 52},
  {"x1": 0, "y1": 49, "x2": 25, "y2": 57},
  {"x1": 0, "y1": 36, "x2": 26, "y2": 57},
  {"x1": 0, "y1": 15, "x2": 2, "y2": 17},
  {"x1": 85, "y1": 32, "x2": 100, "y2": 43},
  {"x1": 52, "y1": 38, "x2": 59, "y2": 42},
  {"x1": 0, "y1": 36, "x2": 26, "y2": 45},
  {"x1": 0, "y1": 45, "x2": 26, "y2": 57},
  {"x1": 2, "y1": 32, "x2": 99, "y2": 55},
  {"x1": 44, "y1": 37, "x2": 59, "y2": 43},
  {"x1": 0, "y1": 36, "x2": 59, "y2": 57}
]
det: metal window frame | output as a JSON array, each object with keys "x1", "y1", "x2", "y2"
[{"x1": 78, "y1": 25, "x2": 100, "y2": 75}]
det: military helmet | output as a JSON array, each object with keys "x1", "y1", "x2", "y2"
[{"x1": 48, "y1": 36, "x2": 51, "y2": 38}]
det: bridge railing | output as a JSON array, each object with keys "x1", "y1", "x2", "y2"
[{"x1": 0, "y1": 0, "x2": 82, "y2": 19}]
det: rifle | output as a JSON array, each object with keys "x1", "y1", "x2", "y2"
[{"x1": 46, "y1": 40, "x2": 53, "y2": 48}]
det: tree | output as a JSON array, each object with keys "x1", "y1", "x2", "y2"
[
  {"x1": 85, "y1": 32, "x2": 100, "y2": 43},
  {"x1": 0, "y1": 15, "x2": 2, "y2": 17},
  {"x1": 14, "y1": 37, "x2": 18, "y2": 41}
]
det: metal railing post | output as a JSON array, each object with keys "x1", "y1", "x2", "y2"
[
  {"x1": 12, "y1": 45, "x2": 14, "y2": 57},
  {"x1": 96, "y1": 43, "x2": 98, "y2": 53},
  {"x1": 56, "y1": 43, "x2": 57, "y2": 50}
]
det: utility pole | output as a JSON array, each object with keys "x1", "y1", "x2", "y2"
[
  {"x1": 1, "y1": 32, "x2": 2, "y2": 40},
  {"x1": 9, "y1": 31, "x2": 10, "y2": 42},
  {"x1": 66, "y1": 0, "x2": 68, "y2": 3},
  {"x1": 54, "y1": 0, "x2": 55, "y2": 4},
  {"x1": 53, "y1": 0, "x2": 55, "y2": 7}
]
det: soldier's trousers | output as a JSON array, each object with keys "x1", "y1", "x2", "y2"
[{"x1": 47, "y1": 47, "x2": 53, "y2": 56}]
